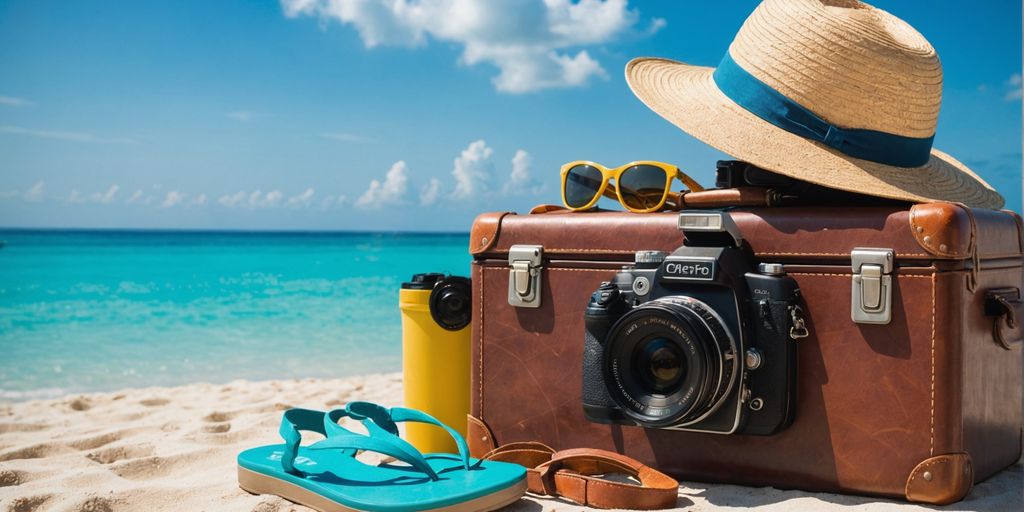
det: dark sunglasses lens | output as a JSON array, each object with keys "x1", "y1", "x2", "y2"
[
  {"x1": 565, "y1": 165, "x2": 604, "y2": 208},
  {"x1": 619, "y1": 165, "x2": 668, "y2": 210}
]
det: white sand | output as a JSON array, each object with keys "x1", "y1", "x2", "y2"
[{"x1": 0, "y1": 373, "x2": 1019, "y2": 512}]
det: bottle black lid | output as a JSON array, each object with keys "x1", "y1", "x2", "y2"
[
  {"x1": 402, "y1": 273, "x2": 446, "y2": 290},
  {"x1": 429, "y1": 276, "x2": 472, "y2": 331}
]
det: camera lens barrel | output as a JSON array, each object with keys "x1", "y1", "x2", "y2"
[{"x1": 602, "y1": 296, "x2": 738, "y2": 428}]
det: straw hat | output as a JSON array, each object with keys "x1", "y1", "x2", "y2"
[{"x1": 625, "y1": 0, "x2": 1004, "y2": 209}]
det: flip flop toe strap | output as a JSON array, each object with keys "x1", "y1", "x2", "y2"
[
  {"x1": 485, "y1": 446, "x2": 678, "y2": 510},
  {"x1": 347, "y1": 401, "x2": 473, "y2": 470},
  {"x1": 322, "y1": 408, "x2": 356, "y2": 438},
  {"x1": 282, "y1": 407, "x2": 358, "y2": 475},
  {"x1": 308, "y1": 433, "x2": 439, "y2": 481},
  {"x1": 279, "y1": 407, "x2": 440, "y2": 480}
]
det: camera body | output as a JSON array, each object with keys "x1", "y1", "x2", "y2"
[
  {"x1": 582, "y1": 212, "x2": 804, "y2": 435},
  {"x1": 714, "y1": 160, "x2": 907, "y2": 206}
]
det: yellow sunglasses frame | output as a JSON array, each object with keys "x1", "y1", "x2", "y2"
[{"x1": 559, "y1": 160, "x2": 705, "y2": 213}]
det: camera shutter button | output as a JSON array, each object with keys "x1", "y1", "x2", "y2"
[{"x1": 635, "y1": 251, "x2": 668, "y2": 264}]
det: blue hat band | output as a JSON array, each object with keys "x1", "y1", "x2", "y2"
[{"x1": 712, "y1": 51, "x2": 935, "y2": 168}]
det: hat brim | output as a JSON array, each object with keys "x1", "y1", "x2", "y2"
[{"x1": 625, "y1": 57, "x2": 1005, "y2": 209}]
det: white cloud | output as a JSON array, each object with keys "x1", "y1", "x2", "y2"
[
  {"x1": 646, "y1": 17, "x2": 667, "y2": 34},
  {"x1": 319, "y1": 194, "x2": 349, "y2": 210},
  {"x1": 0, "y1": 125, "x2": 135, "y2": 144},
  {"x1": 0, "y1": 95, "x2": 32, "y2": 107},
  {"x1": 280, "y1": 0, "x2": 658, "y2": 93},
  {"x1": 23, "y1": 181, "x2": 45, "y2": 202},
  {"x1": 451, "y1": 139, "x2": 493, "y2": 199},
  {"x1": 1006, "y1": 73, "x2": 1022, "y2": 101},
  {"x1": 219, "y1": 191, "x2": 247, "y2": 207},
  {"x1": 191, "y1": 193, "x2": 208, "y2": 206},
  {"x1": 90, "y1": 185, "x2": 119, "y2": 204},
  {"x1": 319, "y1": 132, "x2": 372, "y2": 143},
  {"x1": 356, "y1": 161, "x2": 409, "y2": 208},
  {"x1": 288, "y1": 188, "x2": 316, "y2": 207},
  {"x1": 66, "y1": 185, "x2": 122, "y2": 204},
  {"x1": 160, "y1": 190, "x2": 186, "y2": 208},
  {"x1": 246, "y1": 190, "x2": 283, "y2": 208},
  {"x1": 264, "y1": 190, "x2": 283, "y2": 206},
  {"x1": 228, "y1": 111, "x2": 256, "y2": 122},
  {"x1": 125, "y1": 189, "x2": 145, "y2": 204},
  {"x1": 283, "y1": 0, "x2": 423, "y2": 47},
  {"x1": 420, "y1": 177, "x2": 441, "y2": 205},
  {"x1": 502, "y1": 149, "x2": 544, "y2": 195},
  {"x1": 217, "y1": 189, "x2": 289, "y2": 208}
]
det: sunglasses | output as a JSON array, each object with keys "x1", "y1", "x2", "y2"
[{"x1": 560, "y1": 161, "x2": 705, "y2": 213}]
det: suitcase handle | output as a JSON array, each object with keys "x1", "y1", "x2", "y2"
[{"x1": 984, "y1": 288, "x2": 1023, "y2": 350}]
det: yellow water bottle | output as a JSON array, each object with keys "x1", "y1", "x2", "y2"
[{"x1": 399, "y1": 273, "x2": 471, "y2": 454}]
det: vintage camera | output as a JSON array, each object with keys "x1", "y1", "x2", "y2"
[
  {"x1": 714, "y1": 160, "x2": 907, "y2": 206},
  {"x1": 582, "y1": 211, "x2": 807, "y2": 435}
]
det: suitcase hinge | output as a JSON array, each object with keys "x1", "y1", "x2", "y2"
[
  {"x1": 851, "y1": 248, "x2": 895, "y2": 325},
  {"x1": 508, "y1": 245, "x2": 543, "y2": 308}
]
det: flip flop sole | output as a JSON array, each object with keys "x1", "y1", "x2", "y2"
[{"x1": 238, "y1": 466, "x2": 527, "y2": 512}]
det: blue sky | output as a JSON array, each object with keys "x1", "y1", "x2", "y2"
[{"x1": 0, "y1": 0, "x2": 1020, "y2": 231}]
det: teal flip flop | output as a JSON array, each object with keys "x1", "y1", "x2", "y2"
[{"x1": 237, "y1": 406, "x2": 527, "y2": 512}]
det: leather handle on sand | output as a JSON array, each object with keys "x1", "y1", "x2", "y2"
[{"x1": 483, "y1": 444, "x2": 679, "y2": 509}]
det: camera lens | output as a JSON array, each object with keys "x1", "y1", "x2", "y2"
[
  {"x1": 634, "y1": 338, "x2": 686, "y2": 393},
  {"x1": 603, "y1": 296, "x2": 738, "y2": 428}
]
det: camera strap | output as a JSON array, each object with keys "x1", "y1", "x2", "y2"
[{"x1": 482, "y1": 442, "x2": 679, "y2": 509}]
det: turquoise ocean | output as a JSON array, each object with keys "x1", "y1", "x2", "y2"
[{"x1": 0, "y1": 230, "x2": 469, "y2": 400}]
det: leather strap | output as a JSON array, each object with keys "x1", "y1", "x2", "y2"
[
  {"x1": 529, "y1": 204, "x2": 570, "y2": 214},
  {"x1": 677, "y1": 186, "x2": 778, "y2": 208},
  {"x1": 483, "y1": 443, "x2": 678, "y2": 509}
]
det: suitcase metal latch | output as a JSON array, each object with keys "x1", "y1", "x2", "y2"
[
  {"x1": 851, "y1": 248, "x2": 895, "y2": 324},
  {"x1": 508, "y1": 245, "x2": 543, "y2": 308}
]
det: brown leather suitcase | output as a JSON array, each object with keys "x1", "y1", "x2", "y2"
[{"x1": 466, "y1": 202, "x2": 1023, "y2": 505}]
